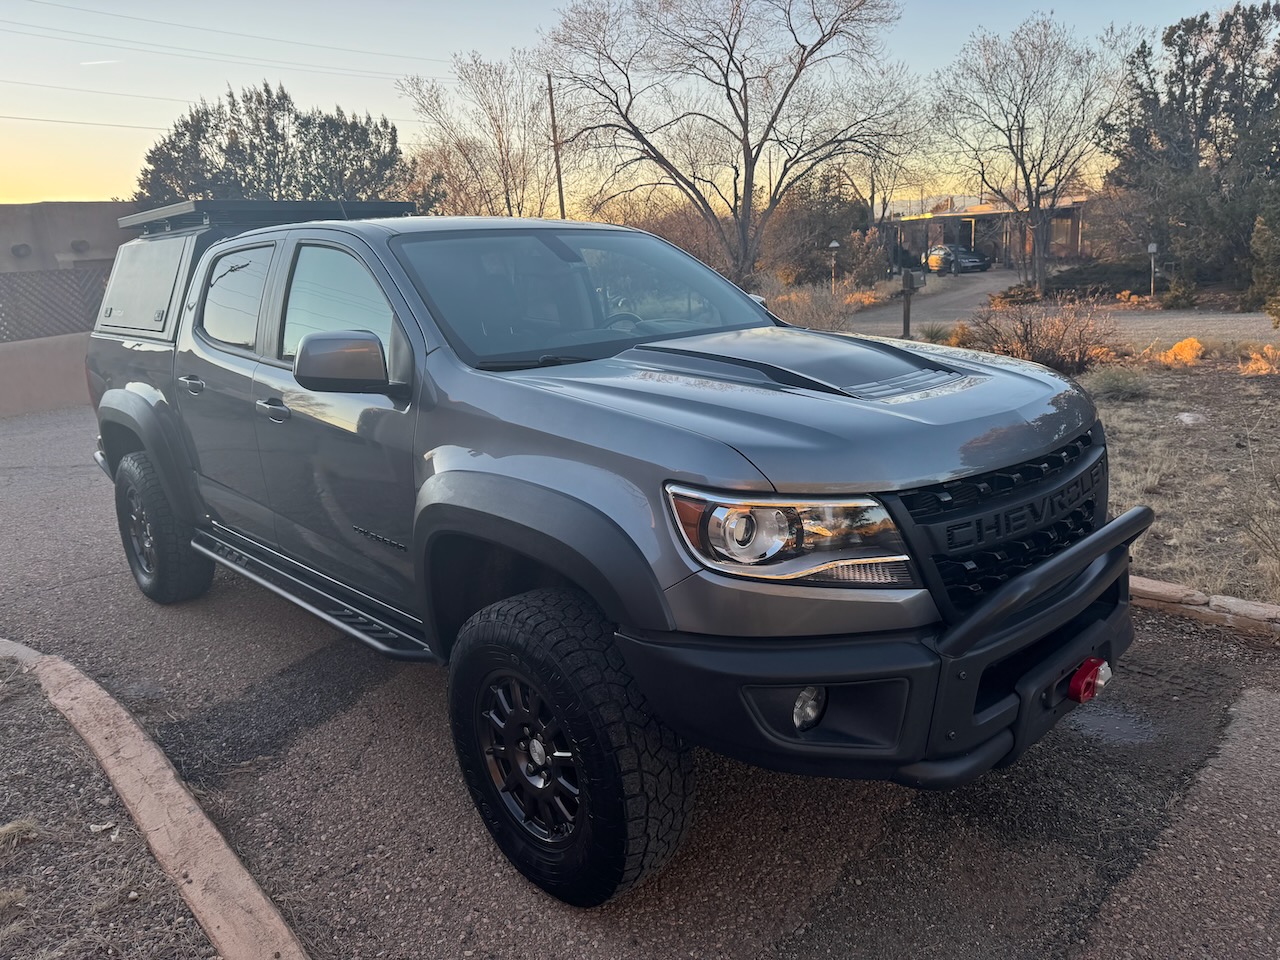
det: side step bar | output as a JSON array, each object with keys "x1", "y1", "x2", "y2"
[{"x1": 191, "y1": 532, "x2": 440, "y2": 663}]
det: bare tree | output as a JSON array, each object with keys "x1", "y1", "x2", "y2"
[
  {"x1": 932, "y1": 15, "x2": 1130, "y2": 291},
  {"x1": 547, "y1": 0, "x2": 906, "y2": 285},
  {"x1": 836, "y1": 94, "x2": 933, "y2": 227},
  {"x1": 400, "y1": 50, "x2": 562, "y2": 218}
]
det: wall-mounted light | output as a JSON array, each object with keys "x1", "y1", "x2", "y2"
[
  {"x1": 10, "y1": 243, "x2": 31, "y2": 258},
  {"x1": 70, "y1": 239, "x2": 90, "y2": 253}
]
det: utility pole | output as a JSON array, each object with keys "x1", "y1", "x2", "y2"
[
  {"x1": 902, "y1": 269, "x2": 917, "y2": 339},
  {"x1": 1148, "y1": 242, "x2": 1158, "y2": 298},
  {"x1": 547, "y1": 72, "x2": 566, "y2": 220}
]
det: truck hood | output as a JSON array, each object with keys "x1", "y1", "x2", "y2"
[{"x1": 515, "y1": 326, "x2": 1097, "y2": 494}]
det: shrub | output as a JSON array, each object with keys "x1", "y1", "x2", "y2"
[
  {"x1": 988, "y1": 284, "x2": 1041, "y2": 307},
  {"x1": 917, "y1": 322, "x2": 951, "y2": 344},
  {"x1": 1240, "y1": 345, "x2": 1280, "y2": 375},
  {"x1": 1156, "y1": 337, "x2": 1204, "y2": 367},
  {"x1": 754, "y1": 276, "x2": 848, "y2": 331},
  {"x1": 948, "y1": 322, "x2": 976, "y2": 348},
  {"x1": 1080, "y1": 366, "x2": 1151, "y2": 401},
  {"x1": 1161, "y1": 277, "x2": 1199, "y2": 309},
  {"x1": 961, "y1": 299, "x2": 1117, "y2": 374},
  {"x1": 1045, "y1": 258, "x2": 1162, "y2": 296}
]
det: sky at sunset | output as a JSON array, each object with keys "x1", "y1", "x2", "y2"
[{"x1": 0, "y1": 0, "x2": 1223, "y2": 204}]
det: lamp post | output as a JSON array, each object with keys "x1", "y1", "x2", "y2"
[{"x1": 828, "y1": 239, "x2": 840, "y2": 295}]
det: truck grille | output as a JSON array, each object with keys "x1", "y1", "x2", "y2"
[{"x1": 896, "y1": 429, "x2": 1105, "y2": 612}]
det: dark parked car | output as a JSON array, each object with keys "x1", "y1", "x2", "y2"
[{"x1": 923, "y1": 244, "x2": 991, "y2": 274}]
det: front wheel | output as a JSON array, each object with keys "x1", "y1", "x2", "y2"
[
  {"x1": 113, "y1": 451, "x2": 214, "y2": 604},
  {"x1": 449, "y1": 589, "x2": 695, "y2": 906}
]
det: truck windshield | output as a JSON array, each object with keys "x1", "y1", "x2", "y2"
[{"x1": 391, "y1": 227, "x2": 775, "y2": 369}]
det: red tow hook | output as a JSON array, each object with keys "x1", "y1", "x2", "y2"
[{"x1": 1067, "y1": 657, "x2": 1113, "y2": 704}]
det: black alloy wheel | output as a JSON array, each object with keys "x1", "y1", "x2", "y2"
[
  {"x1": 449, "y1": 589, "x2": 694, "y2": 907},
  {"x1": 124, "y1": 485, "x2": 158, "y2": 576},
  {"x1": 113, "y1": 451, "x2": 214, "y2": 604},
  {"x1": 478, "y1": 669, "x2": 582, "y2": 843}
]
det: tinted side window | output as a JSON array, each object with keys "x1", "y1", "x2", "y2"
[
  {"x1": 200, "y1": 245, "x2": 273, "y2": 350},
  {"x1": 280, "y1": 246, "x2": 394, "y2": 361}
]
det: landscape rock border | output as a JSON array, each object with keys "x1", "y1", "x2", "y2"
[
  {"x1": 1131, "y1": 576, "x2": 1280, "y2": 640},
  {"x1": 0, "y1": 638, "x2": 310, "y2": 960}
]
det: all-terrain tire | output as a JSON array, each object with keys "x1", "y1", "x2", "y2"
[
  {"x1": 448, "y1": 589, "x2": 695, "y2": 907},
  {"x1": 113, "y1": 451, "x2": 214, "y2": 604}
]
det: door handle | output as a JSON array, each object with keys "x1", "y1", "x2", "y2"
[
  {"x1": 177, "y1": 374, "x2": 205, "y2": 395},
  {"x1": 255, "y1": 398, "x2": 291, "y2": 422}
]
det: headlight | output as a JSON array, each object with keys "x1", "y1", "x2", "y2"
[{"x1": 666, "y1": 484, "x2": 916, "y2": 586}]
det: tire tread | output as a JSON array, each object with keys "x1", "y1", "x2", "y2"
[{"x1": 451, "y1": 589, "x2": 695, "y2": 902}]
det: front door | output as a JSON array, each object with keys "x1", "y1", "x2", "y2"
[
  {"x1": 253, "y1": 238, "x2": 418, "y2": 612},
  {"x1": 175, "y1": 241, "x2": 277, "y2": 545}
]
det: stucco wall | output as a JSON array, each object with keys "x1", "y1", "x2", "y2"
[
  {"x1": 0, "y1": 332, "x2": 90, "y2": 418},
  {"x1": 1, "y1": 201, "x2": 138, "y2": 274}
]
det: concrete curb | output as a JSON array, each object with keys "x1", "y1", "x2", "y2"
[
  {"x1": 1131, "y1": 576, "x2": 1280, "y2": 641},
  {"x1": 0, "y1": 638, "x2": 310, "y2": 960}
]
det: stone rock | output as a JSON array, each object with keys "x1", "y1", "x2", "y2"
[
  {"x1": 1208, "y1": 595, "x2": 1280, "y2": 623},
  {"x1": 1130, "y1": 576, "x2": 1209, "y2": 605}
]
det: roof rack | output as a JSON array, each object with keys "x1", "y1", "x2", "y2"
[{"x1": 119, "y1": 199, "x2": 416, "y2": 234}]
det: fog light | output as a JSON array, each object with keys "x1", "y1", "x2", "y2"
[{"x1": 793, "y1": 686, "x2": 827, "y2": 731}]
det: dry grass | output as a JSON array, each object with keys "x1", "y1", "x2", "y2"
[
  {"x1": 1241, "y1": 344, "x2": 1280, "y2": 375},
  {"x1": 0, "y1": 821, "x2": 39, "y2": 858},
  {"x1": 753, "y1": 275, "x2": 922, "y2": 332},
  {"x1": 0, "y1": 888, "x2": 28, "y2": 949},
  {"x1": 1096, "y1": 362, "x2": 1280, "y2": 601}
]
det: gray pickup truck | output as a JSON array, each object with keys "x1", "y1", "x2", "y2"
[{"x1": 87, "y1": 200, "x2": 1152, "y2": 906}]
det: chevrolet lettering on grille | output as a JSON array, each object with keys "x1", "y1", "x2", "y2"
[{"x1": 941, "y1": 456, "x2": 1105, "y2": 553}]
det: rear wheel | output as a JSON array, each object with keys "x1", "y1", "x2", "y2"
[
  {"x1": 113, "y1": 451, "x2": 214, "y2": 604},
  {"x1": 449, "y1": 589, "x2": 695, "y2": 906}
]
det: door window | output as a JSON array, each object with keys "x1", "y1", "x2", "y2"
[
  {"x1": 280, "y1": 245, "x2": 395, "y2": 361},
  {"x1": 200, "y1": 245, "x2": 273, "y2": 350}
]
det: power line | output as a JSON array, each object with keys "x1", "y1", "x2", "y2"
[
  {"x1": 0, "y1": 113, "x2": 165, "y2": 130},
  {"x1": 0, "y1": 21, "x2": 454, "y2": 82},
  {"x1": 0, "y1": 19, "x2": 403, "y2": 77},
  {"x1": 21, "y1": 0, "x2": 452, "y2": 65},
  {"x1": 0, "y1": 77, "x2": 191, "y2": 103}
]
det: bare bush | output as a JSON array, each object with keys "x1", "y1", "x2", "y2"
[{"x1": 962, "y1": 300, "x2": 1117, "y2": 374}]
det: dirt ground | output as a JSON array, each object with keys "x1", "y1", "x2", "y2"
[
  {"x1": 1082, "y1": 360, "x2": 1280, "y2": 603},
  {"x1": 0, "y1": 665, "x2": 212, "y2": 960}
]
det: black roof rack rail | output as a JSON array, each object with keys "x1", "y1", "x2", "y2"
[{"x1": 119, "y1": 199, "x2": 416, "y2": 234}]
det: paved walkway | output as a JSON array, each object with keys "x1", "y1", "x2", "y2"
[{"x1": 845, "y1": 269, "x2": 1277, "y2": 347}]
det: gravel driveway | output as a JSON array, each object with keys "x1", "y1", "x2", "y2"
[{"x1": 3, "y1": 406, "x2": 1278, "y2": 960}]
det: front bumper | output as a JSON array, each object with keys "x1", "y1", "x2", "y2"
[{"x1": 616, "y1": 506, "x2": 1153, "y2": 789}]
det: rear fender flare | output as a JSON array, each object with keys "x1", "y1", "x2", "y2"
[{"x1": 97, "y1": 388, "x2": 199, "y2": 525}]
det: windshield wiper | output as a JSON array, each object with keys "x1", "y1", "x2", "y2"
[{"x1": 473, "y1": 354, "x2": 595, "y2": 371}]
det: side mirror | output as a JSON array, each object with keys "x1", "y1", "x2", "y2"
[
  {"x1": 293, "y1": 330, "x2": 389, "y2": 393},
  {"x1": 748, "y1": 293, "x2": 768, "y2": 309}
]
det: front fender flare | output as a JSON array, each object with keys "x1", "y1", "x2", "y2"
[{"x1": 414, "y1": 471, "x2": 675, "y2": 636}]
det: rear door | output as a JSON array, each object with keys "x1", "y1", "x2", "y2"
[
  {"x1": 252, "y1": 232, "x2": 420, "y2": 612},
  {"x1": 175, "y1": 239, "x2": 280, "y2": 545}
]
